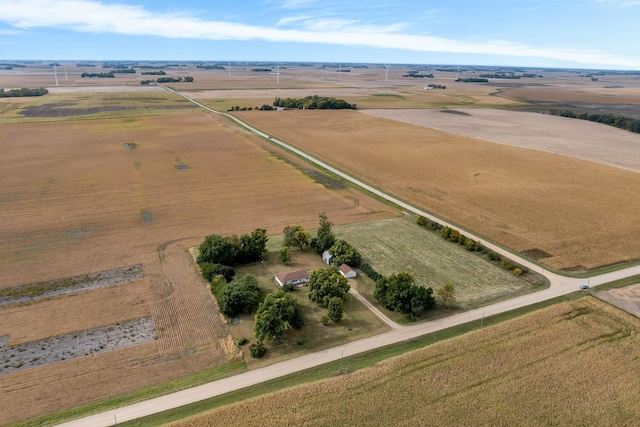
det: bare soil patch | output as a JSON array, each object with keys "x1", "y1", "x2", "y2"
[
  {"x1": 1, "y1": 316, "x2": 156, "y2": 375},
  {"x1": 362, "y1": 108, "x2": 640, "y2": 173},
  {"x1": 596, "y1": 283, "x2": 640, "y2": 317},
  {"x1": 0, "y1": 264, "x2": 143, "y2": 306},
  {"x1": 236, "y1": 109, "x2": 640, "y2": 270}
]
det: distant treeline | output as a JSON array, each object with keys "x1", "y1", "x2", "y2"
[
  {"x1": 81, "y1": 72, "x2": 115, "y2": 78},
  {"x1": 273, "y1": 95, "x2": 356, "y2": 110},
  {"x1": 111, "y1": 68, "x2": 136, "y2": 74},
  {"x1": 76, "y1": 63, "x2": 96, "y2": 67},
  {"x1": 549, "y1": 109, "x2": 640, "y2": 134},
  {"x1": 455, "y1": 78, "x2": 489, "y2": 83},
  {"x1": 0, "y1": 87, "x2": 49, "y2": 97},
  {"x1": 141, "y1": 70, "x2": 166, "y2": 75},
  {"x1": 155, "y1": 76, "x2": 194, "y2": 83},
  {"x1": 403, "y1": 71, "x2": 434, "y2": 78},
  {"x1": 197, "y1": 64, "x2": 226, "y2": 69},
  {"x1": 0, "y1": 63, "x2": 27, "y2": 70},
  {"x1": 251, "y1": 68, "x2": 272, "y2": 72}
]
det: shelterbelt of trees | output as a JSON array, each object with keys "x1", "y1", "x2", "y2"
[
  {"x1": 272, "y1": 95, "x2": 356, "y2": 109},
  {"x1": 0, "y1": 87, "x2": 48, "y2": 97},
  {"x1": 549, "y1": 109, "x2": 640, "y2": 134}
]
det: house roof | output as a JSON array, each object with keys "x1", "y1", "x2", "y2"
[
  {"x1": 339, "y1": 264, "x2": 355, "y2": 275},
  {"x1": 275, "y1": 269, "x2": 309, "y2": 283}
]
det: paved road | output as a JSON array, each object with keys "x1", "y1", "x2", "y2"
[{"x1": 56, "y1": 87, "x2": 640, "y2": 426}]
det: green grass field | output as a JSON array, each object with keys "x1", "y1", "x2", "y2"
[{"x1": 335, "y1": 215, "x2": 545, "y2": 309}]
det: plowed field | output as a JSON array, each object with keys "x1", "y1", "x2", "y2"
[
  {"x1": 236, "y1": 109, "x2": 640, "y2": 271},
  {"x1": 0, "y1": 112, "x2": 396, "y2": 424}
]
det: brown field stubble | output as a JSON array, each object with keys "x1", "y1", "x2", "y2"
[
  {"x1": 0, "y1": 112, "x2": 396, "y2": 424},
  {"x1": 170, "y1": 298, "x2": 640, "y2": 427},
  {"x1": 236, "y1": 109, "x2": 640, "y2": 271}
]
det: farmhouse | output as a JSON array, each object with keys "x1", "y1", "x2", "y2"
[
  {"x1": 339, "y1": 264, "x2": 356, "y2": 278},
  {"x1": 275, "y1": 269, "x2": 309, "y2": 288},
  {"x1": 322, "y1": 251, "x2": 333, "y2": 265}
]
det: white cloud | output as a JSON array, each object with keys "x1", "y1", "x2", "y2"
[{"x1": 0, "y1": 0, "x2": 638, "y2": 68}]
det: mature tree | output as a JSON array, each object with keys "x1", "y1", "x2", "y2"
[
  {"x1": 200, "y1": 262, "x2": 222, "y2": 282},
  {"x1": 290, "y1": 305, "x2": 305, "y2": 329},
  {"x1": 236, "y1": 228, "x2": 268, "y2": 264},
  {"x1": 308, "y1": 266, "x2": 350, "y2": 307},
  {"x1": 209, "y1": 274, "x2": 228, "y2": 296},
  {"x1": 327, "y1": 297, "x2": 344, "y2": 322},
  {"x1": 218, "y1": 275, "x2": 261, "y2": 317},
  {"x1": 254, "y1": 290, "x2": 298, "y2": 341},
  {"x1": 316, "y1": 212, "x2": 336, "y2": 254},
  {"x1": 198, "y1": 234, "x2": 236, "y2": 266},
  {"x1": 218, "y1": 265, "x2": 236, "y2": 283},
  {"x1": 278, "y1": 245, "x2": 291, "y2": 265},
  {"x1": 374, "y1": 272, "x2": 435, "y2": 319},
  {"x1": 328, "y1": 239, "x2": 362, "y2": 267},
  {"x1": 436, "y1": 282, "x2": 456, "y2": 307},
  {"x1": 283, "y1": 225, "x2": 312, "y2": 250}
]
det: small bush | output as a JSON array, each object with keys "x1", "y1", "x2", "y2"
[
  {"x1": 501, "y1": 257, "x2": 516, "y2": 270},
  {"x1": 290, "y1": 306, "x2": 305, "y2": 329},
  {"x1": 487, "y1": 251, "x2": 501, "y2": 261},
  {"x1": 250, "y1": 341, "x2": 267, "y2": 358},
  {"x1": 281, "y1": 282, "x2": 295, "y2": 292},
  {"x1": 321, "y1": 315, "x2": 330, "y2": 326},
  {"x1": 513, "y1": 267, "x2": 524, "y2": 277},
  {"x1": 237, "y1": 337, "x2": 248, "y2": 346}
]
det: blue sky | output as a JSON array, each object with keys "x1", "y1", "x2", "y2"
[{"x1": 0, "y1": 0, "x2": 639, "y2": 69}]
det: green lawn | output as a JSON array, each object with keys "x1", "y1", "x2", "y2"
[{"x1": 334, "y1": 215, "x2": 545, "y2": 309}]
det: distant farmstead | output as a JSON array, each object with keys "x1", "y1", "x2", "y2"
[
  {"x1": 339, "y1": 264, "x2": 356, "y2": 278},
  {"x1": 275, "y1": 269, "x2": 309, "y2": 288}
]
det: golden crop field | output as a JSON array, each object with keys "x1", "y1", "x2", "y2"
[
  {"x1": 170, "y1": 297, "x2": 640, "y2": 427},
  {"x1": 0, "y1": 110, "x2": 397, "y2": 424},
  {"x1": 235, "y1": 109, "x2": 640, "y2": 271}
]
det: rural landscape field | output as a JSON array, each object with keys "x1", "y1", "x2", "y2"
[
  {"x1": 169, "y1": 297, "x2": 640, "y2": 427},
  {"x1": 1, "y1": 61, "x2": 640, "y2": 425}
]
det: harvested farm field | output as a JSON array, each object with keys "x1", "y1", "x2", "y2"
[
  {"x1": 0, "y1": 111, "x2": 396, "y2": 424},
  {"x1": 170, "y1": 297, "x2": 640, "y2": 427},
  {"x1": 362, "y1": 108, "x2": 640, "y2": 173},
  {"x1": 236, "y1": 109, "x2": 640, "y2": 271}
]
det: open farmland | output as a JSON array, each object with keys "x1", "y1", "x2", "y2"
[
  {"x1": 169, "y1": 297, "x2": 640, "y2": 427},
  {"x1": 0, "y1": 109, "x2": 396, "y2": 424},
  {"x1": 363, "y1": 108, "x2": 640, "y2": 173},
  {"x1": 236, "y1": 109, "x2": 640, "y2": 271},
  {"x1": 0, "y1": 89, "x2": 196, "y2": 123},
  {"x1": 335, "y1": 216, "x2": 542, "y2": 309}
]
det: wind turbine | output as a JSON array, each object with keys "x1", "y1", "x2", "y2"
[
  {"x1": 53, "y1": 65, "x2": 59, "y2": 87},
  {"x1": 275, "y1": 64, "x2": 280, "y2": 84},
  {"x1": 228, "y1": 62, "x2": 231, "y2": 77},
  {"x1": 64, "y1": 65, "x2": 68, "y2": 80},
  {"x1": 384, "y1": 64, "x2": 390, "y2": 82}
]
